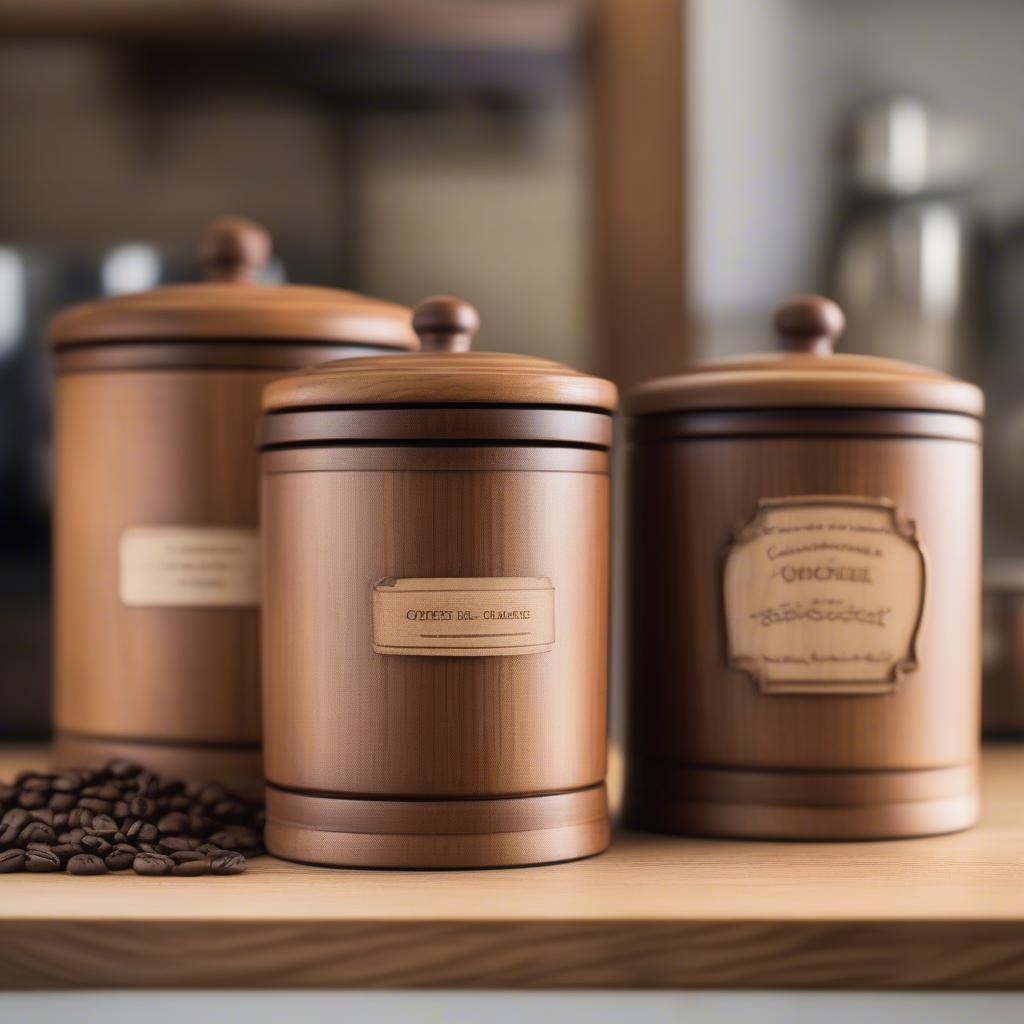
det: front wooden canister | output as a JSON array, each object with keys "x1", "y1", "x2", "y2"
[
  {"x1": 260, "y1": 445, "x2": 611, "y2": 868},
  {"x1": 53, "y1": 346, "x2": 379, "y2": 793},
  {"x1": 625, "y1": 410, "x2": 982, "y2": 840}
]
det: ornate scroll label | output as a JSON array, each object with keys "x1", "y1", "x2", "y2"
[
  {"x1": 119, "y1": 526, "x2": 260, "y2": 607},
  {"x1": 372, "y1": 577, "x2": 555, "y2": 657},
  {"x1": 723, "y1": 497, "x2": 927, "y2": 695}
]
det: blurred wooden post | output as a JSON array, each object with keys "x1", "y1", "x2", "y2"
[{"x1": 588, "y1": 0, "x2": 687, "y2": 392}]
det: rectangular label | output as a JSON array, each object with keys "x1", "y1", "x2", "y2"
[
  {"x1": 119, "y1": 526, "x2": 260, "y2": 608},
  {"x1": 723, "y1": 496, "x2": 927, "y2": 695},
  {"x1": 372, "y1": 577, "x2": 555, "y2": 657}
]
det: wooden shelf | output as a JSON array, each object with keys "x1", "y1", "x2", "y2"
[{"x1": 3, "y1": 743, "x2": 1024, "y2": 990}]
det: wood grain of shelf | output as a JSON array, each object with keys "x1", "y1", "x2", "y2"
[{"x1": 3, "y1": 743, "x2": 1024, "y2": 990}]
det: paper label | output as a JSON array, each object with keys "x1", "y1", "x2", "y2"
[
  {"x1": 723, "y1": 497, "x2": 927, "y2": 695},
  {"x1": 372, "y1": 577, "x2": 555, "y2": 657},
  {"x1": 119, "y1": 526, "x2": 260, "y2": 608}
]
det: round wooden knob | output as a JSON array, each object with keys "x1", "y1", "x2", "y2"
[
  {"x1": 774, "y1": 294, "x2": 845, "y2": 356},
  {"x1": 412, "y1": 295, "x2": 479, "y2": 353},
  {"x1": 198, "y1": 216, "x2": 272, "y2": 283}
]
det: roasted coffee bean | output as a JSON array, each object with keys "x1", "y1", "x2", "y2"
[
  {"x1": 209, "y1": 851, "x2": 246, "y2": 875},
  {"x1": 78, "y1": 798, "x2": 113, "y2": 814},
  {"x1": 1, "y1": 807, "x2": 29, "y2": 828},
  {"x1": 0, "y1": 848, "x2": 26, "y2": 872},
  {"x1": 198, "y1": 784, "x2": 227, "y2": 807},
  {"x1": 157, "y1": 837, "x2": 191, "y2": 854},
  {"x1": 18, "y1": 822, "x2": 57, "y2": 846},
  {"x1": 108, "y1": 759, "x2": 141, "y2": 779},
  {"x1": 206, "y1": 831, "x2": 237, "y2": 850},
  {"x1": 105, "y1": 845, "x2": 137, "y2": 871},
  {"x1": 1, "y1": 759, "x2": 262, "y2": 878},
  {"x1": 171, "y1": 850, "x2": 206, "y2": 863},
  {"x1": 88, "y1": 814, "x2": 119, "y2": 836},
  {"x1": 157, "y1": 812, "x2": 189, "y2": 835},
  {"x1": 51, "y1": 843, "x2": 82, "y2": 864},
  {"x1": 25, "y1": 847, "x2": 61, "y2": 872},
  {"x1": 171, "y1": 858, "x2": 210, "y2": 876},
  {"x1": 51, "y1": 773, "x2": 82, "y2": 793},
  {"x1": 67, "y1": 853, "x2": 108, "y2": 876},
  {"x1": 48, "y1": 792, "x2": 76, "y2": 813},
  {"x1": 81, "y1": 835, "x2": 112, "y2": 856},
  {"x1": 129, "y1": 796, "x2": 156, "y2": 819},
  {"x1": 137, "y1": 823, "x2": 159, "y2": 843},
  {"x1": 132, "y1": 852, "x2": 174, "y2": 876}
]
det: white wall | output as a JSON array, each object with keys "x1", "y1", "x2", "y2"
[{"x1": 689, "y1": 0, "x2": 1024, "y2": 354}]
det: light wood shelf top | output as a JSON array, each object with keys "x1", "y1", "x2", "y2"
[{"x1": 3, "y1": 743, "x2": 1024, "y2": 990}]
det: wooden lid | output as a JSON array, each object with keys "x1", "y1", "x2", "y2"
[
  {"x1": 262, "y1": 296, "x2": 618, "y2": 413},
  {"x1": 626, "y1": 294, "x2": 983, "y2": 418},
  {"x1": 48, "y1": 217, "x2": 418, "y2": 351}
]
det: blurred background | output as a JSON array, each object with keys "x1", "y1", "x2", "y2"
[{"x1": 3, "y1": 0, "x2": 1024, "y2": 737}]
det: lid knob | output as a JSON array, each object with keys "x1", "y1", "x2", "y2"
[
  {"x1": 412, "y1": 295, "x2": 479, "y2": 353},
  {"x1": 774, "y1": 294, "x2": 845, "y2": 356},
  {"x1": 198, "y1": 216, "x2": 272, "y2": 283}
]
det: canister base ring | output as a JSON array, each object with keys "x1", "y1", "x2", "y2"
[
  {"x1": 54, "y1": 733, "x2": 263, "y2": 798},
  {"x1": 624, "y1": 759, "x2": 979, "y2": 840},
  {"x1": 265, "y1": 782, "x2": 610, "y2": 869}
]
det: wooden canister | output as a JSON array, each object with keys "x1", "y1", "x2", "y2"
[
  {"x1": 624, "y1": 295, "x2": 984, "y2": 840},
  {"x1": 49, "y1": 218, "x2": 417, "y2": 792},
  {"x1": 259, "y1": 297, "x2": 617, "y2": 867}
]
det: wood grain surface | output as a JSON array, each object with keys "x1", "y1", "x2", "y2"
[
  {"x1": 4, "y1": 744, "x2": 1024, "y2": 990},
  {"x1": 626, "y1": 427, "x2": 981, "y2": 839}
]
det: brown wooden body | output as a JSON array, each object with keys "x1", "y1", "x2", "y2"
[
  {"x1": 625, "y1": 410, "x2": 982, "y2": 839},
  {"x1": 53, "y1": 344, "x2": 389, "y2": 793},
  {"x1": 261, "y1": 443, "x2": 611, "y2": 867}
]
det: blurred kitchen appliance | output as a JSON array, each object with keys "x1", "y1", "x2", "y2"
[{"x1": 829, "y1": 95, "x2": 980, "y2": 377}]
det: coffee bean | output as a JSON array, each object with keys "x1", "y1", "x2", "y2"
[
  {"x1": 18, "y1": 822, "x2": 57, "y2": 846},
  {"x1": 157, "y1": 812, "x2": 189, "y2": 835},
  {"x1": 51, "y1": 773, "x2": 82, "y2": 793},
  {"x1": 105, "y1": 845, "x2": 136, "y2": 871},
  {"x1": 171, "y1": 850, "x2": 206, "y2": 863},
  {"x1": 129, "y1": 796, "x2": 156, "y2": 819},
  {"x1": 67, "y1": 854, "x2": 108, "y2": 876},
  {"x1": 78, "y1": 798, "x2": 113, "y2": 814},
  {"x1": 89, "y1": 814, "x2": 119, "y2": 836},
  {"x1": 81, "y1": 835, "x2": 112, "y2": 856},
  {"x1": 108, "y1": 759, "x2": 142, "y2": 779},
  {"x1": 1, "y1": 808, "x2": 29, "y2": 829},
  {"x1": 132, "y1": 852, "x2": 174, "y2": 876},
  {"x1": 171, "y1": 858, "x2": 210, "y2": 876},
  {"x1": 137, "y1": 823, "x2": 159, "y2": 843},
  {"x1": 25, "y1": 847, "x2": 61, "y2": 872},
  {"x1": 1, "y1": 759, "x2": 262, "y2": 878},
  {"x1": 157, "y1": 837, "x2": 190, "y2": 854},
  {"x1": 209, "y1": 851, "x2": 246, "y2": 875},
  {"x1": 0, "y1": 849, "x2": 26, "y2": 872}
]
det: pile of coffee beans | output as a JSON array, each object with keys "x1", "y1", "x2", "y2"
[{"x1": 0, "y1": 759, "x2": 263, "y2": 876}]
